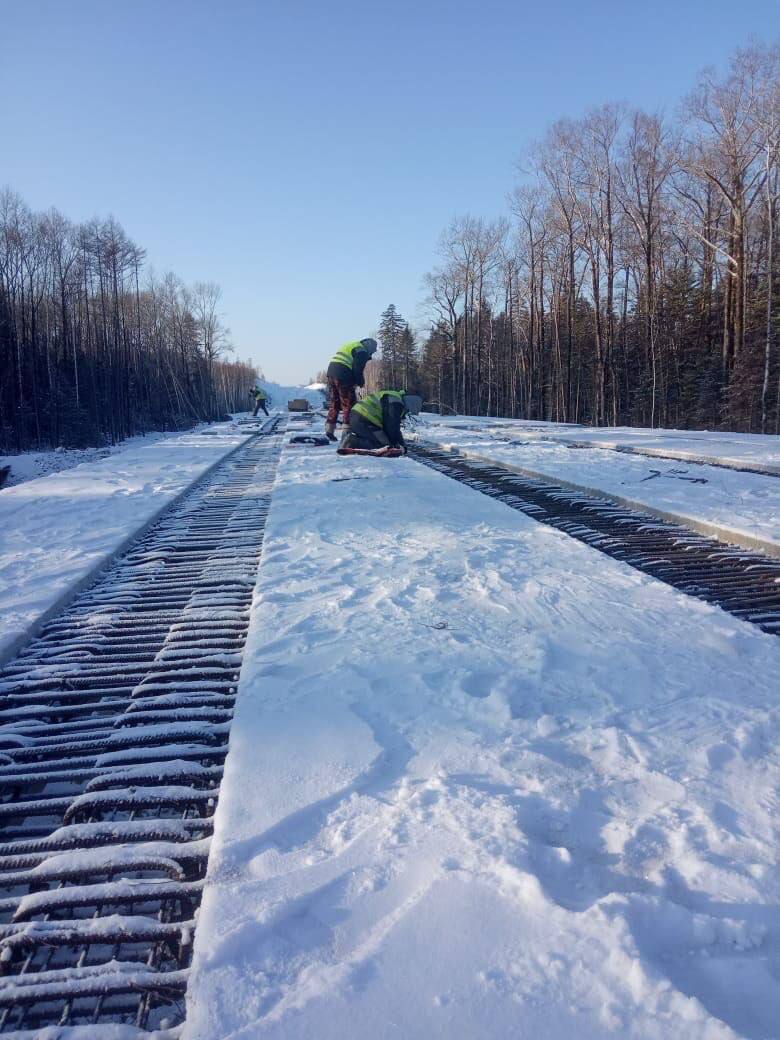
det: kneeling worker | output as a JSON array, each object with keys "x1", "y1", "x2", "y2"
[
  {"x1": 325, "y1": 338, "x2": 378, "y2": 440},
  {"x1": 340, "y1": 390, "x2": 423, "y2": 454}
]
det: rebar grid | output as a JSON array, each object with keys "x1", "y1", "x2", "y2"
[
  {"x1": 413, "y1": 446, "x2": 780, "y2": 635},
  {"x1": 0, "y1": 419, "x2": 283, "y2": 1035}
]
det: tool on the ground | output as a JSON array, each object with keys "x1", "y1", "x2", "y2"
[
  {"x1": 289, "y1": 434, "x2": 330, "y2": 446},
  {"x1": 638, "y1": 468, "x2": 708, "y2": 485},
  {"x1": 337, "y1": 445, "x2": 404, "y2": 458}
]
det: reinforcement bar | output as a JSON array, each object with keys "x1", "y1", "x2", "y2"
[
  {"x1": 0, "y1": 418, "x2": 283, "y2": 1035},
  {"x1": 412, "y1": 444, "x2": 780, "y2": 636}
]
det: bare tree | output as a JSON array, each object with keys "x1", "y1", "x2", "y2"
[
  {"x1": 0, "y1": 191, "x2": 257, "y2": 451},
  {"x1": 414, "y1": 42, "x2": 779, "y2": 434}
]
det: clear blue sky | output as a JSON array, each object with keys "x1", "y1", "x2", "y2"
[{"x1": 3, "y1": 0, "x2": 777, "y2": 383}]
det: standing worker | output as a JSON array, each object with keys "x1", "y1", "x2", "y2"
[
  {"x1": 250, "y1": 384, "x2": 270, "y2": 417},
  {"x1": 339, "y1": 390, "x2": 423, "y2": 455},
  {"x1": 325, "y1": 338, "x2": 378, "y2": 441}
]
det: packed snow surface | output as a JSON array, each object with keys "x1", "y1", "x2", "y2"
[
  {"x1": 186, "y1": 433, "x2": 780, "y2": 1040},
  {"x1": 0, "y1": 420, "x2": 252, "y2": 662},
  {"x1": 416, "y1": 415, "x2": 780, "y2": 552},
  {"x1": 0, "y1": 430, "x2": 175, "y2": 490},
  {"x1": 419, "y1": 416, "x2": 780, "y2": 470}
]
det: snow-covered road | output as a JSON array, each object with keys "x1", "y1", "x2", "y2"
[
  {"x1": 0, "y1": 421, "x2": 254, "y2": 662},
  {"x1": 416, "y1": 417, "x2": 780, "y2": 555},
  {"x1": 186, "y1": 439, "x2": 780, "y2": 1040}
]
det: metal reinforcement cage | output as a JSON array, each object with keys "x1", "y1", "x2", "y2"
[{"x1": 0, "y1": 419, "x2": 283, "y2": 1036}]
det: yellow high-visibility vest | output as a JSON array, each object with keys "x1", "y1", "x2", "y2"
[
  {"x1": 330, "y1": 341, "x2": 363, "y2": 369},
  {"x1": 351, "y1": 390, "x2": 405, "y2": 428}
]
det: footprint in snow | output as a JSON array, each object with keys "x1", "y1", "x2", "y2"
[
  {"x1": 706, "y1": 742, "x2": 737, "y2": 770},
  {"x1": 460, "y1": 670, "x2": 499, "y2": 699}
]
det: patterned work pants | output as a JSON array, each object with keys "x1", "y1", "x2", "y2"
[{"x1": 326, "y1": 378, "x2": 356, "y2": 425}]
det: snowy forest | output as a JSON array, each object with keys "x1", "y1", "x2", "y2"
[
  {"x1": 0, "y1": 190, "x2": 257, "y2": 452},
  {"x1": 374, "y1": 44, "x2": 779, "y2": 434},
  {"x1": 4, "y1": 44, "x2": 777, "y2": 450}
]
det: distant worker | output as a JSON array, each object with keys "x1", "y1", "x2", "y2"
[
  {"x1": 325, "y1": 338, "x2": 378, "y2": 441},
  {"x1": 251, "y1": 384, "x2": 270, "y2": 417},
  {"x1": 340, "y1": 390, "x2": 423, "y2": 454}
]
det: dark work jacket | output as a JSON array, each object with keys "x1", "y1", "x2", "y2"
[
  {"x1": 327, "y1": 347, "x2": 373, "y2": 388},
  {"x1": 380, "y1": 396, "x2": 406, "y2": 447},
  {"x1": 349, "y1": 396, "x2": 406, "y2": 448}
]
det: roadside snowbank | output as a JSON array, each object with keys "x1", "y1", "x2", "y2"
[
  {"x1": 0, "y1": 421, "x2": 252, "y2": 663},
  {"x1": 186, "y1": 441, "x2": 779, "y2": 1040},
  {"x1": 0, "y1": 433, "x2": 170, "y2": 490},
  {"x1": 0, "y1": 416, "x2": 268, "y2": 490},
  {"x1": 417, "y1": 417, "x2": 780, "y2": 554}
]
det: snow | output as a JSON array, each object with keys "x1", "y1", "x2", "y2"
[
  {"x1": 84, "y1": 759, "x2": 220, "y2": 790},
  {"x1": 12, "y1": 879, "x2": 204, "y2": 921},
  {"x1": 0, "y1": 431, "x2": 173, "y2": 490},
  {"x1": 0, "y1": 963, "x2": 189, "y2": 1008},
  {"x1": 185, "y1": 432, "x2": 780, "y2": 1040},
  {"x1": 93, "y1": 743, "x2": 222, "y2": 768},
  {"x1": 0, "y1": 421, "x2": 253, "y2": 664},
  {"x1": 419, "y1": 415, "x2": 780, "y2": 471},
  {"x1": 0, "y1": 958, "x2": 158, "y2": 989},
  {"x1": 416, "y1": 416, "x2": 780, "y2": 555},
  {"x1": 101, "y1": 722, "x2": 230, "y2": 749},
  {"x1": 45, "y1": 819, "x2": 204, "y2": 847},
  {"x1": 0, "y1": 914, "x2": 183, "y2": 944},
  {"x1": 62, "y1": 784, "x2": 217, "y2": 826},
  {"x1": 24, "y1": 839, "x2": 211, "y2": 881},
  {"x1": 255, "y1": 380, "x2": 324, "y2": 409},
  {"x1": 2, "y1": 1027, "x2": 179, "y2": 1040},
  {"x1": 0, "y1": 415, "x2": 262, "y2": 491}
]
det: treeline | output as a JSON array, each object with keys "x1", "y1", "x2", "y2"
[
  {"x1": 380, "y1": 44, "x2": 779, "y2": 432},
  {"x1": 0, "y1": 189, "x2": 258, "y2": 452}
]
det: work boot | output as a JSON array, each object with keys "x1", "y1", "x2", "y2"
[{"x1": 325, "y1": 422, "x2": 337, "y2": 442}]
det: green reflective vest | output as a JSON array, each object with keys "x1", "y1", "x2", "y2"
[
  {"x1": 352, "y1": 390, "x2": 405, "y2": 428},
  {"x1": 330, "y1": 340, "x2": 363, "y2": 369},
  {"x1": 253, "y1": 387, "x2": 267, "y2": 399}
]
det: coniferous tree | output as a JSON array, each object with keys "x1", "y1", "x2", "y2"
[
  {"x1": 397, "y1": 324, "x2": 419, "y2": 390},
  {"x1": 377, "y1": 304, "x2": 406, "y2": 386}
]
